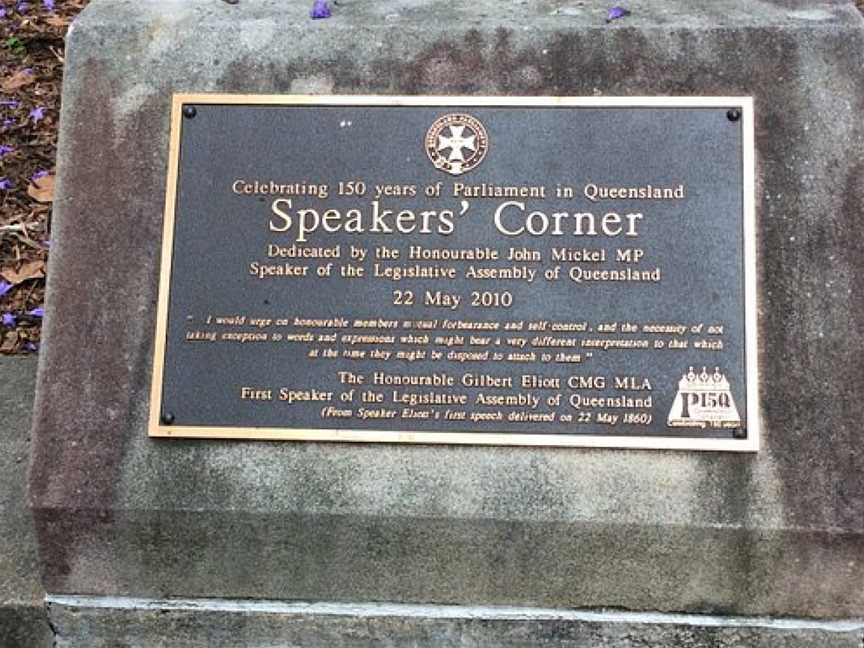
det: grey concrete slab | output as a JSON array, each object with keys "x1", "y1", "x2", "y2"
[
  {"x1": 48, "y1": 597, "x2": 864, "y2": 648},
  {"x1": 29, "y1": 0, "x2": 864, "y2": 622},
  {"x1": 0, "y1": 356, "x2": 52, "y2": 648}
]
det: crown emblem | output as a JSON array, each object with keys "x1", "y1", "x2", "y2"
[{"x1": 667, "y1": 367, "x2": 742, "y2": 429}]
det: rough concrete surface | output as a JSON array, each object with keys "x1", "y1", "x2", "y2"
[
  {"x1": 48, "y1": 598, "x2": 864, "y2": 648},
  {"x1": 29, "y1": 0, "x2": 864, "y2": 624},
  {"x1": 0, "y1": 357, "x2": 52, "y2": 648}
]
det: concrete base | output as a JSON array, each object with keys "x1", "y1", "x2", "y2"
[
  {"x1": 48, "y1": 596, "x2": 864, "y2": 648},
  {"x1": 0, "y1": 357, "x2": 52, "y2": 648},
  {"x1": 30, "y1": 0, "x2": 864, "y2": 627}
]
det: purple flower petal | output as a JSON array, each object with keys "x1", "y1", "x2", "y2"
[
  {"x1": 0, "y1": 178, "x2": 13, "y2": 190},
  {"x1": 24, "y1": 341, "x2": 38, "y2": 353},
  {"x1": 0, "y1": 100, "x2": 19, "y2": 107},
  {"x1": 0, "y1": 9, "x2": 7, "y2": 18},
  {"x1": 0, "y1": 280, "x2": 12, "y2": 298},
  {"x1": 17, "y1": 2, "x2": 29, "y2": 13},
  {"x1": 41, "y1": 239, "x2": 51, "y2": 249},
  {"x1": 42, "y1": 0, "x2": 54, "y2": 10},
  {"x1": 32, "y1": 169, "x2": 49, "y2": 181},
  {"x1": 310, "y1": 0, "x2": 331, "y2": 19},
  {"x1": 29, "y1": 106, "x2": 45, "y2": 123},
  {"x1": 28, "y1": 307, "x2": 45, "y2": 318},
  {"x1": 0, "y1": 145, "x2": 13, "y2": 157},
  {"x1": 2, "y1": 119, "x2": 14, "y2": 130},
  {"x1": 2, "y1": 312, "x2": 16, "y2": 327},
  {"x1": 606, "y1": 6, "x2": 630, "y2": 21}
]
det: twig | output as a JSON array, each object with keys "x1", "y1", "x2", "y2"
[{"x1": 0, "y1": 224, "x2": 31, "y2": 233}]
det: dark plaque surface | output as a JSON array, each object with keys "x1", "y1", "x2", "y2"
[{"x1": 150, "y1": 95, "x2": 758, "y2": 451}]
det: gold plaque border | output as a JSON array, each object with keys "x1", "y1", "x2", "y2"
[{"x1": 149, "y1": 94, "x2": 759, "y2": 452}]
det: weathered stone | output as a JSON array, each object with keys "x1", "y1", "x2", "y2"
[
  {"x1": 0, "y1": 357, "x2": 52, "y2": 647},
  {"x1": 48, "y1": 598, "x2": 864, "y2": 648},
  {"x1": 30, "y1": 0, "x2": 864, "y2": 624}
]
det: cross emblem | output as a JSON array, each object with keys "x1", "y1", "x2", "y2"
[
  {"x1": 437, "y1": 125, "x2": 477, "y2": 163},
  {"x1": 425, "y1": 113, "x2": 488, "y2": 176}
]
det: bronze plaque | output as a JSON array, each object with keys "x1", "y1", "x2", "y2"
[{"x1": 150, "y1": 95, "x2": 758, "y2": 451}]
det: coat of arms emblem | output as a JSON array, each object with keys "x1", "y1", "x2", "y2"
[{"x1": 425, "y1": 113, "x2": 489, "y2": 176}]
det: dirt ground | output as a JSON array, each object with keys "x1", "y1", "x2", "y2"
[
  {"x1": 1, "y1": 0, "x2": 863, "y2": 354},
  {"x1": 0, "y1": 0, "x2": 87, "y2": 354}
]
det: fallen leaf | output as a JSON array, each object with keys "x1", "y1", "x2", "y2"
[
  {"x1": 1, "y1": 260, "x2": 45, "y2": 285},
  {"x1": 27, "y1": 175, "x2": 55, "y2": 203},
  {"x1": 1, "y1": 70, "x2": 35, "y2": 92},
  {"x1": 1, "y1": 331, "x2": 19, "y2": 353},
  {"x1": 46, "y1": 16, "x2": 70, "y2": 28}
]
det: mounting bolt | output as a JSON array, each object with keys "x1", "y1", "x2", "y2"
[
  {"x1": 161, "y1": 412, "x2": 175, "y2": 425},
  {"x1": 726, "y1": 108, "x2": 741, "y2": 122},
  {"x1": 183, "y1": 106, "x2": 197, "y2": 119},
  {"x1": 732, "y1": 428, "x2": 746, "y2": 439}
]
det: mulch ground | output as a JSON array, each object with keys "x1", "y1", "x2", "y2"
[
  {"x1": 1, "y1": 1, "x2": 863, "y2": 355},
  {"x1": 1, "y1": 0, "x2": 88, "y2": 354}
]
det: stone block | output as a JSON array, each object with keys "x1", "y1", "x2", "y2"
[
  {"x1": 0, "y1": 357, "x2": 52, "y2": 648},
  {"x1": 30, "y1": 0, "x2": 864, "y2": 621},
  {"x1": 47, "y1": 598, "x2": 864, "y2": 648}
]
